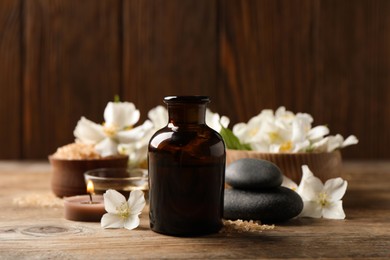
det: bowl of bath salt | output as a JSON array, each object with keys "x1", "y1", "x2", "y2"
[{"x1": 49, "y1": 142, "x2": 128, "y2": 198}]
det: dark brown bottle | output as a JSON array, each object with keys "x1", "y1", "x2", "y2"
[{"x1": 148, "y1": 96, "x2": 225, "y2": 236}]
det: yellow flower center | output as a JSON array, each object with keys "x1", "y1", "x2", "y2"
[
  {"x1": 249, "y1": 128, "x2": 259, "y2": 137},
  {"x1": 103, "y1": 123, "x2": 119, "y2": 137},
  {"x1": 117, "y1": 202, "x2": 130, "y2": 219},
  {"x1": 118, "y1": 146, "x2": 128, "y2": 155},
  {"x1": 317, "y1": 192, "x2": 330, "y2": 207},
  {"x1": 279, "y1": 141, "x2": 292, "y2": 152},
  {"x1": 269, "y1": 132, "x2": 280, "y2": 142}
]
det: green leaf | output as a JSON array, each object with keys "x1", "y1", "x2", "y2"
[
  {"x1": 114, "y1": 95, "x2": 120, "y2": 103},
  {"x1": 219, "y1": 125, "x2": 252, "y2": 150}
]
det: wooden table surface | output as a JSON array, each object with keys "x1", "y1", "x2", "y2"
[{"x1": 0, "y1": 161, "x2": 389, "y2": 259}]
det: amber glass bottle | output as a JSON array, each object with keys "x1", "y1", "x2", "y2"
[{"x1": 148, "y1": 96, "x2": 226, "y2": 236}]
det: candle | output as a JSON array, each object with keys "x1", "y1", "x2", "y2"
[{"x1": 64, "y1": 180, "x2": 106, "y2": 222}]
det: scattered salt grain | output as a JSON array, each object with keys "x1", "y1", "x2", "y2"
[
  {"x1": 13, "y1": 193, "x2": 63, "y2": 208},
  {"x1": 220, "y1": 219, "x2": 275, "y2": 234}
]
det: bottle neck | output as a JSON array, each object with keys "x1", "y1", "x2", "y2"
[{"x1": 167, "y1": 103, "x2": 206, "y2": 125}]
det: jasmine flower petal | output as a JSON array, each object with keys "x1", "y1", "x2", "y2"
[
  {"x1": 292, "y1": 140, "x2": 310, "y2": 153},
  {"x1": 301, "y1": 165, "x2": 314, "y2": 180},
  {"x1": 101, "y1": 213, "x2": 124, "y2": 228},
  {"x1": 206, "y1": 109, "x2": 230, "y2": 133},
  {"x1": 220, "y1": 116, "x2": 230, "y2": 129},
  {"x1": 127, "y1": 190, "x2": 146, "y2": 214},
  {"x1": 124, "y1": 215, "x2": 140, "y2": 230},
  {"x1": 322, "y1": 201, "x2": 346, "y2": 219},
  {"x1": 116, "y1": 120, "x2": 153, "y2": 143},
  {"x1": 342, "y1": 135, "x2": 359, "y2": 148},
  {"x1": 292, "y1": 114, "x2": 311, "y2": 143},
  {"x1": 275, "y1": 106, "x2": 295, "y2": 122},
  {"x1": 307, "y1": 125, "x2": 330, "y2": 141},
  {"x1": 310, "y1": 137, "x2": 329, "y2": 152},
  {"x1": 232, "y1": 122, "x2": 250, "y2": 142},
  {"x1": 104, "y1": 101, "x2": 140, "y2": 129},
  {"x1": 74, "y1": 117, "x2": 105, "y2": 144},
  {"x1": 103, "y1": 189, "x2": 127, "y2": 214},
  {"x1": 119, "y1": 142, "x2": 148, "y2": 167},
  {"x1": 95, "y1": 138, "x2": 118, "y2": 157},
  {"x1": 323, "y1": 178, "x2": 348, "y2": 201},
  {"x1": 300, "y1": 201, "x2": 323, "y2": 218},
  {"x1": 298, "y1": 176, "x2": 323, "y2": 201},
  {"x1": 281, "y1": 175, "x2": 298, "y2": 190},
  {"x1": 148, "y1": 106, "x2": 168, "y2": 129},
  {"x1": 327, "y1": 134, "x2": 344, "y2": 152}
]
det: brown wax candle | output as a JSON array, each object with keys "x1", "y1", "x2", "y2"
[{"x1": 64, "y1": 195, "x2": 106, "y2": 222}]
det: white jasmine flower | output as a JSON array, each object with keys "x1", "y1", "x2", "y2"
[
  {"x1": 231, "y1": 106, "x2": 358, "y2": 153},
  {"x1": 298, "y1": 165, "x2": 348, "y2": 219},
  {"x1": 206, "y1": 109, "x2": 230, "y2": 133},
  {"x1": 282, "y1": 165, "x2": 348, "y2": 219},
  {"x1": 104, "y1": 101, "x2": 140, "y2": 130},
  {"x1": 270, "y1": 113, "x2": 313, "y2": 153},
  {"x1": 74, "y1": 101, "x2": 147, "y2": 157},
  {"x1": 233, "y1": 109, "x2": 275, "y2": 152},
  {"x1": 311, "y1": 134, "x2": 359, "y2": 153},
  {"x1": 101, "y1": 189, "x2": 146, "y2": 230}
]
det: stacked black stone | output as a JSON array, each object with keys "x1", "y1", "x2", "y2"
[{"x1": 224, "y1": 158, "x2": 303, "y2": 223}]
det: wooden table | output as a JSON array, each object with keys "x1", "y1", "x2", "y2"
[{"x1": 0, "y1": 161, "x2": 389, "y2": 259}]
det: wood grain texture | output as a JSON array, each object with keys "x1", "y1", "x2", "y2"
[
  {"x1": 122, "y1": 0, "x2": 218, "y2": 119},
  {"x1": 219, "y1": 0, "x2": 390, "y2": 159},
  {"x1": 219, "y1": 0, "x2": 317, "y2": 125},
  {"x1": 0, "y1": 0, "x2": 389, "y2": 159},
  {"x1": 314, "y1": 0, "x2": 390, "y2": 159},
  {"x1": 0, "y1": 0, "x2": 22, "y2": 159},
  {"x1": 23, "y1": 0, "x2": 122, "y2": 159},
  {"x1": 0, "y1": 161, "x2": 389, "y2": 258}
]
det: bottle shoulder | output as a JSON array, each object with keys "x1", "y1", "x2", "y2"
[
  {"x1": 150, "y1": 124, "x2": 222, "y2": 138},
  {"x1": 149, "y1": 125, "x2": 225, "y2": 151}
]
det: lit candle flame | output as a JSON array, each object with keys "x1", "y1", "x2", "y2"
[
  {"x1": 87, "y1": 180, "x2": 95, "y2": 194},
  {"x1": 87, "y1": 180, "x2": 94, "y2": 203}
]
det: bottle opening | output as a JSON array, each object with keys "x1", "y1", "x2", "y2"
[{"x1": 164, "y1": 96, "x2": 210, "y2": 104}]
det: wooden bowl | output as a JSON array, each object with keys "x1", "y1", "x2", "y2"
[
  {"x1": 49, "y1": 155, "x2": 129, "y2": 198},
  {"x1": 226, "y1": 149, "x2": 342, "y2": 183}
]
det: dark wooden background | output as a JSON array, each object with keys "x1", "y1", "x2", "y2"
[{"x1": 0, "y1": 0, "x2": 389, "y2": 160}]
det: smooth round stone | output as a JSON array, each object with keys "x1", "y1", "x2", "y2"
[
  {"x1": 224, "y1": 187, "x2": 303, "y2": 223},
  {"x1": 226, "y1": 158, "x2": 283, "y2": 190}
]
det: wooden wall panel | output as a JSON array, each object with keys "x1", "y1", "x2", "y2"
[
  {"x1": 23, "y1": 0, "x2": 122, "y2": 158},
  {"x1": 219, "y1": 0, "x2": 317, "y2": 124},
  {"x1": 0, "y1": 0, "x2": 389, "y2": 159},
  {"x1": 219, "y1": 0, "x2": 390, "y2": 159},
  {"x1": 315, "y1": 0, "x2": 390, "y2": 159},
  {"x1": 0, "y1": 0, "x2": 22, "y2": 159},
  {"x1": 122, "y1": 0, "x2": 218, "y2": 119}
]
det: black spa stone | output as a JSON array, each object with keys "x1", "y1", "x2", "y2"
[
  {"x1": 223, "y1": 187, "x2": 303, "y2": 223},
  {"x1": 225, "y1": 158, "x2": 283, "y2": 190}
]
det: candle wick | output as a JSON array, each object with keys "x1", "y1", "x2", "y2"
[{"x1": 89, "y1": 193, "x2": 93, "y2": 204}]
